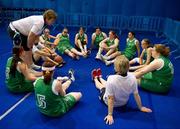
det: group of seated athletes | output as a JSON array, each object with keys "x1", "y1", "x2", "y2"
[{"x1": 5, "y1": 26, "x2": 174, "y2": 125}]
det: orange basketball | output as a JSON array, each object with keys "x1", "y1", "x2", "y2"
[{"x1": 54, "y1": 55, "x2": 63, "y2": 64}]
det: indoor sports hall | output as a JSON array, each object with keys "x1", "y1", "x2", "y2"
[{"x1": 0, "y1": 0, "x2": 180, "y2": 129}]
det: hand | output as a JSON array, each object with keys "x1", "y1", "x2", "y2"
[
  {"x1": 51, "y1": 53, "x2": 57, "y2": 57},
  {"x1": 140, "y1": 107, "x2": 152, "y2": 113},
  {"x1": 104, "y1": 115, "x2": 114, "y2": 125}
]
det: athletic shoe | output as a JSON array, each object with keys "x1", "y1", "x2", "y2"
[
  {"x1": 68, "y1": 69, "x2": 75, "y2": 82},
  {"x1": 91, "y1": 69, "x2": 98, "y2": 80},
  {"x1": 96, "y1": 68, "x2": 102, "y2": 77}
]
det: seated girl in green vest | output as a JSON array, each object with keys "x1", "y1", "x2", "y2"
[
  {"x1": 129, "y1": 39, "x2": 154, "y2": 71},
  {"x1": 75, "y1": 27, "x2": 88, "y2": 56},
  {"x1": 91, "y1": 27, "x2": 107, "y2": 49},
  {"x1": 34, "y1": 61, "x2": 82, "y2": 117},
  {"x1": 5, "y1": 47, "x2": 42, "y2": 93},
  {"x1": 95, "y1": 30, "x2": 119, "y2": 61},
  {"x1": 54, "y1": 28, "x2": 86, "y2": 60},
  {"x1": 101, "y1": 31, "x2": 140, "y2": 66},
  {"x1": 39, "y1": 28, "x2": 57, "y2": 49},
  {"x1": 134, "y1": 44, "x2": 174, "y2": 94}
]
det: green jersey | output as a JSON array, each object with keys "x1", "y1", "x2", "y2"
[
  {"x1": 143, "y1": 48, "x2": 154, "y2": 63},
  {"x1": 123, "y1": 38, "x2": 138, "y2": 60},
  {"x1": 34, "y1": 78, "x2": 75, "y2": 117},
  {"x1": 5, "y1": 57, "x2": 33, "y2": 92},
  {"x1": 106, "y1": 38, "x2": 115, "y2": 47},
  {"x1": 77, "y1": 33, "x2": 85, "y2": 43},
  {"x1": 151, "y1": 56, "x2": 173, "y2": 86},
  {"x1": 58, "y1": 34, "x2": 71, "y2": 47},
  {"x1": 94, "y1": 33, "x2": 105, "y2": 45},
  {"x1": 41, "y1": 34, "x2": 50, "y2": 48}
]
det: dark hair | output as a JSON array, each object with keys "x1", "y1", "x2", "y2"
[
  {"x1": 10, "y1": 47, "x2": 24, "y2": 77},
  {"x1": 110, "y1": 30, "x2": 119, "y2": 39},
  {"x1": 129, "y1": 31, "x2": 135, "y2": 37},
  {"x1": 62, "y1": 27, "x2": 68, "y2": 32},
  {"x1": 142, "y1": 38, "x2": 153, "y2": 48},
  {"x1": 43, "y1": 9, "x2": 57, "y2": 20},
  {"x1": 154, "y1": 44, "x2": 170, "y2": 57},
  {"x1": 95, "y1": 27, "x2": 101, "y2": 31},
  {"x1": 42, "y1": 61, "x2": 55, "y2": 84},
  {"x1": 79, "y1": 26, "x2": 85, "y2": 32}
]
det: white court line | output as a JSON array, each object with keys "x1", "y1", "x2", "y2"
[{"x1": 0, "y1": 92, "x2": 31, "y2": 121}]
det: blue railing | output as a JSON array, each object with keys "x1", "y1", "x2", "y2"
[{"x1": 0, "y1": 8, "x2": 180, "y2": 59}]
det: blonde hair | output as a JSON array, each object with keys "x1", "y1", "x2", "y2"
[
  {"x1": 43, "y1": 9, "x2": 57, "y2": 20},
  {"x1": 114, "y1": 55, "x2": 129, "y2": 75}
]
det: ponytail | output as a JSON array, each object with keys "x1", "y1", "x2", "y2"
[
  {"x1": 43, "y1": 70, "x2": 53, "y2": 84},
  {"x1": 154, "y1": 44, "x2": 170, "y2": 57},
  {"x1": 110, "y1": 30, "x2": 119, "y2": 40},
  {"x1": 10, "y1": 47, "x2": 23, "y2": 77},
  {"x1": 42, "y1": 61, "x2": 55, "y2": 84}
]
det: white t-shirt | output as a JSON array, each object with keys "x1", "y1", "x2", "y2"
[
  {"x1": 10, "y1": 15, "x2": 44, "y2": 36},
  {"x1": 103, "y1": 73, "x2": 138, "y2": 107}
]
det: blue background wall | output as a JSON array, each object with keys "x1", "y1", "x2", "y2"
[{"x1": 0, "y1": 0, "x2": 180, "y2": 20}]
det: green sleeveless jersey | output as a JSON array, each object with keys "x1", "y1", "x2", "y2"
[
  {"x1": 151, "y1": 56, "x2": 173, "y2": 86},
  {"x1": 143, "y1": 48, "x2": 154, "y2": 63},
  {"x1": 77, "y1": 33, "x2": 85, "y2": 43},
  {"x1": 58, "y1": 34, "x2": 70, "y2": 47},
  {"x1": 123, "y1": 38, "x2": 137, "y2": 59},
  {"x1": 34, "y1": 78, "x2": 67, "y2": 117},
  {"x1": 94, "y1": 33, "x2": 104, "y2": 44},
  {"x1": 5, "y1": 57, "x2": 25, "y2": 90},
  {"x1": 42, "y1": 34, "x2": 50, "y2": 48},
  {"x1": 42, "y1": 34, "x2": 50, "y2": 42},
  {"x1": 106, "y1": 38, "x2": 115, "y2": 47}
]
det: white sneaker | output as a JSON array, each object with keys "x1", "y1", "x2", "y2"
[
  {"x1": 95, "y1": 54, "x2": 101, "y2": 60},
  {"x1": 57, "y1": 76, "x2": 69, "y2": 81},
  {"x1": 68, "y1": 69, "x2": 75, "y2": 82},
  {"x1": 31, "y1": 63, "x2": 41, "y2": 70}
]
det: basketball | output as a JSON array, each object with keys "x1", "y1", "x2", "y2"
[{"x1": 54, "y1": 55, "x2": 63, "y2": 64}]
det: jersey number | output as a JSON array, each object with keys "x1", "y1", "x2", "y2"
[
  {"x1": 6, "y1": 67, "x2": 10, "y2": 79},
  {"x1": 37, "y1": 94, "x2": 46, "y2": 109}
]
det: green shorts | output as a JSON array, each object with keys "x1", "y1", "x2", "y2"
[
  {"x1": 140, "y1": 72, "x2": 170, "y2": 94},
  {"x1": 8, "y1": 79, "x2": 34, "y2": 93},
  {"x1": 57, "y1": 44, "x2": 73, "y2": 54},
  {"x1": 63, "y1": 94, "x2": 76, "y2": 112},
  {"x1": 53, "y1": 94, "x2": 76, "y2": 116}
]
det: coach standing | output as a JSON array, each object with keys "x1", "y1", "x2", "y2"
[{"x1": 7, "y1": 9, "x2": 57, "y2": 69}]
